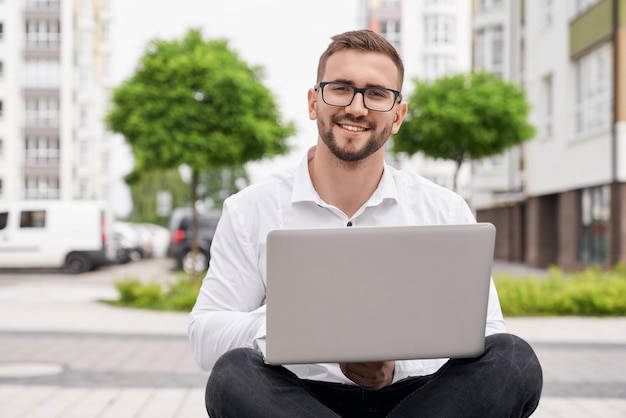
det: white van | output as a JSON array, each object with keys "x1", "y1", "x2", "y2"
[{"x1": 0, "y1": 200, "x2": 115, "y2": 273}]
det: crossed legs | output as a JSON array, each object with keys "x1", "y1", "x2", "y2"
[{"x1": 206, "y1": 333, "x2": 543, "y2": 418}]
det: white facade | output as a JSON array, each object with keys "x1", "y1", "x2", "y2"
[
  {"x1": 525, "y1": 0, "x2": 614, "y2": 196},
  {"x1": 0, "y1": 0, "x2": 113, "y2": 203},
  {"x1": 359, "y1": 0, "x2": 473, "y2": 198},
  {"x1": 470, "y1": 0, "x2": 525, "y2": 210}
]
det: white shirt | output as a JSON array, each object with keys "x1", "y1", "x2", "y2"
[{"x1": 189, "y1": 147, "x2": 506, "y2": 384}]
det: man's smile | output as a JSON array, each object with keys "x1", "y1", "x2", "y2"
[{"x1": 339, "y1": 124, "x2": 368, "y2": 132}]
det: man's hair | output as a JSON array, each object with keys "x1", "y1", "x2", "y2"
[{"x1": 317, "y1": 29, "x2": 405, "y2": 91}]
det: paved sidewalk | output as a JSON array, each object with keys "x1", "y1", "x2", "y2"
[{"x1": 0, "y1": 261, "x2": 625, "y2": 417}]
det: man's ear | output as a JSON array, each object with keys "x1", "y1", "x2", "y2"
[
  {"x1": 391, "y1": 102, "x2": 408, "y2": 134},
  {"x1": 307, "y1": 88, "x2": 318, "y2": 120}
]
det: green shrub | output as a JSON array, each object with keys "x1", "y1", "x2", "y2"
[
  {"x1": 109, "y1": 265, "x2": 626, "y2": 316},
  {"x1": 494, "y1": 265, "x2": 626, "y2": 316},
  {"x1": 108, "y1": 275, "x2": 202, "y2": 311}
]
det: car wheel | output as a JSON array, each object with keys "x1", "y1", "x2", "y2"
[
  {"x1": 65, "y1": 252, "x2": 92, "y2": 274},
  {"x1": 182, "y1": 250, "x2": 209, "y2": 274}
]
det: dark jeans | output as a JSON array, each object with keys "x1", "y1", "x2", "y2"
[{"x1": 205, "y1": 333, "x2": 543, "y2": 418}]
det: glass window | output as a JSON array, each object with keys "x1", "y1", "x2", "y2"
[
  {"x1": 25, "y1": 96, "x2": 59, "y2": 126},
  {"x1": 0, "y1": 211, "x2": 7, "y2": 231},
  {"x1": 25, "y1": 0, "x2": 60, "y2": 9},
  {"x1": 579, "y1": 186, "x2": 610, "y2": 265},
  {"x1": 576, "y1": 43, "x2": 613, "y2": 136},
  {"x1": 24, "y1": 175, "x2": 59, "y2": 199},
  {"x1": 423, "y1": 54, "x2": 457, "y2": 81},
  {"x1": 474, "y1": 25, "x2": 504, "y2": 78},
  {"x1": 381, "y1": 20, "x2": 401, "y2": 51},
  {"x1": 478, "y1": 0, "x2": 503, "y2": 11},
  {"x1": 25, "y1": 135, "x2": 60, "y2": 164},
  {"x1": 424, "y1": 15, "x2": 455, "y2": 45},
  {"x1": 24, "y1": 59, "x2": 61, "y2": 88},
  {"x1": 542, "y1": 74, "x2": 553, "y2": 137},
  {"x1": 20, "y1": 210, "x2": 46, "y2": 228},
  {"x1": 25, "y1": 19, "x2": 60, "y2": 49}
]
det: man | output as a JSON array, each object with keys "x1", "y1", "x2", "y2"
[{"x1": 189, "y1": 29, "x2": 542, "y2": 417}]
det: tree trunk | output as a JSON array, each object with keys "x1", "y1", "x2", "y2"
[{"x1": 453, "y1": 158, "x2": 464, "y2": 193}]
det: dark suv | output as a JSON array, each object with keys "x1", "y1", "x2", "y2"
[{"x1": 167, "y1": 211, "x2": 221, "y2": 274}]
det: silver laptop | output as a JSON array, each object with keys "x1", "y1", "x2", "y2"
[{"x1": 265, "y1": 223, "x2": 496, "y2": 365}]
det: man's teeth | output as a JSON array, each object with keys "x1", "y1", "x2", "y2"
[{"x1": 340, "y1": 124, "x2": 366, "y2": 132}]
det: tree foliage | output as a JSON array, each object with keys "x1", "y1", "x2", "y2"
[
  {"x1": 392, "y1": 71, "x2": 535, "y2": 191},
  {"x1": 107, "y1": 28, "x2": 294, "y2": 175},
  {"x1": 106, "y1": 29, "x2": 294, "y2": 280}
]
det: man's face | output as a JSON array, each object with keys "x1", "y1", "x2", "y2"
[{"x1": 308, "y1": 50, "x2": 407, "y2": 163}]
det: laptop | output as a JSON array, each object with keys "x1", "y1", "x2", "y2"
[{"x1": 264, "y1": 223, "x2": 496, "y2": 365}]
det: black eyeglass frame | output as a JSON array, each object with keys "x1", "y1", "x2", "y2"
[{"x1": 314, "y1": 81, "x2": 402, "y2": 112}]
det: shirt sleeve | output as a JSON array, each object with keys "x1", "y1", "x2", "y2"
[{"x1": 188, "y1": 198, "x2": 267, "y2": 372}]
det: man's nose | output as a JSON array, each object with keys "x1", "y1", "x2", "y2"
[{"x1": 345, "y1": 92, "x2": 369, "y2": 115}]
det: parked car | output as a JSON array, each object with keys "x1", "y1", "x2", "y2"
[
  {"x1": 113, "y1": 221, "x2": 144, "y2": 262},
  {"x1": 0, "y1": 200, "x2": 115, "y2": 273},
  {"x1": 167, "y1": 210, "x2": 221, "y2": 274},
  {"x1": 139, "y1": 223, "x2": 170, "y2": 258}
]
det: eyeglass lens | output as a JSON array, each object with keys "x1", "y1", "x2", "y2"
[{"x1": 321, "y1": 82, "x2": 397, "y2": 112}]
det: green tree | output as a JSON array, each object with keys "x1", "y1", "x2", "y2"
[
  {"x1": 125, "y1": 168, "x2": 188, "y2": 226},
  {"x1": 393, "y1": 71, "x2": 535, "y2": 191},
  {"x1": 107, "y1": 29, "x2": 294, "y2": 278}
]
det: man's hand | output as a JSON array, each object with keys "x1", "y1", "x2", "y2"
[{"x1": 339, "y1": 361, "x2": 395, "y2": 390}]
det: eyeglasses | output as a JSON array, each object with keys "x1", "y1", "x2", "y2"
[{"x1": 315, "y1": 81, "x2": 401, "y2": 112}]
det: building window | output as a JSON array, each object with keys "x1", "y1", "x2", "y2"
[
  {"x1": 576, "y1": 43, "x2": 613, "y2": 136},
  {"x1": 25, "y1": 97, "x2": 59, "y2": 126},
  {"x1": 25, "y1": 19, "x2": 61, "y2": 49},
  {"x1": 25, "y1": 175, "x2": 59, "y2": 199},
  {"x1": 0, "y1": 180, "x2": 3, "y2": 200},
  {"x1": 580, "y1": 185, "x2": 610, "y2": 265},
  {"x1": 24, "y1": 59, "x2": 61, "y2": 88},
  {"x1": 381, "y1": 20, "x2": 401, "y2": 51},
  {"x1": 424, "y1": 15, "x2": 455, "y2": 45},
  {"x1": 25, "y1": 135, "x2": 60, "y2": 165},
  {"x1": 25, "y1": 0, "x2": 60, "y2": 10},
  {"x1": 0, "y1": 100, "x2": 3, "y2": 118},
  {"x1": 0, "y1": 22, "x2": 4, "y2": 40},
  {"x1": 423, "y1": 54, "x2": 456, "y2": 81},
  {"x1": 477, "y1": 0, "x2": 503, "y2": 11},
  {"x1": 541, "y1": 74, "x2": 554, "y2": 137},
  {"x1": 474, "y1": 26, "x2": 504, "y2": 78},
  {"x1": 0, "y1": 61, "x2": 4, "y2": 78}
]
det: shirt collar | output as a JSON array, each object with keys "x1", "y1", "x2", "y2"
[{"x1": 290, "y1": 146, "x2": 399, "y2": 206}]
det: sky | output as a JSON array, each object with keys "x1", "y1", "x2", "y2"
[{"x1": 108, "y1": 0, "x2": 361, "y2": 216}]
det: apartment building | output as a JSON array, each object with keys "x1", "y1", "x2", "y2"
[
  {"x1": 474, "y1": 0, "x2": 626, "y2": 270},
  {"x1": 358, "y1": 0, "x2": 474, "y2": 197},
  {"x1": 0, "y1": 0, "x2": 112, "y2": 202},
  {"x1": 471, "y1": 0, "x2": 526, "y2": 263}
]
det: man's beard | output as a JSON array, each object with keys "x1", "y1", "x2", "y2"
[{"x1": 318, "y1": 115, "x2": 392, "y2": 163}]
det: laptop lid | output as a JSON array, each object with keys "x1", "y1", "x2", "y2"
[{"x1": 265, "y1": 223, "x2": 496, "y2": 365}]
